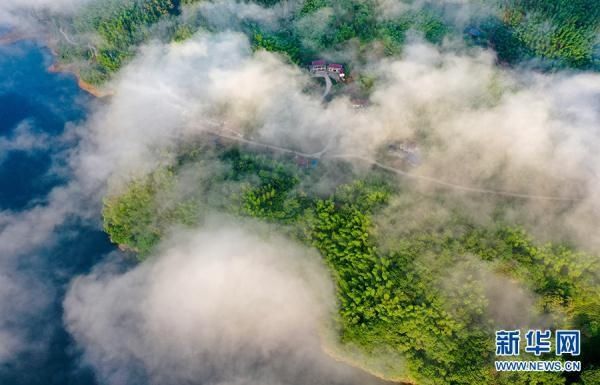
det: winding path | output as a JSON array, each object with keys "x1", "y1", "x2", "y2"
[
  {"x1": 59, "y1": 28, "x2": 77, "y2": 46},
  {"x1": 312, "y1": 71, "x2": 332, "y2": 99},
  {"x1": 327, "y1": 154, "x2": 580, "y2": 202},
  {"x1": 203, "y1": 129, "x2": 581, "y2": 202},
  {"x1": 59, "y1": 28, "x2": 97, "y2": 58}
]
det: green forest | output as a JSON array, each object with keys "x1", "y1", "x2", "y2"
[
  {"x1": 52, "y1": 0, "x2": 600, "y2": 85},
  {"x1": 103, "y1": 144, "x2": 600, "y2": 385}
]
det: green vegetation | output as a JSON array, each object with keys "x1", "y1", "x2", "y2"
[
  {"x1": 95, "y1": 0, "x2": 175, "y2": 70},
  {"x1": 581, "y1": 369, "x2": 600, "y2": 385},
  {"x1": 506, "y1": 0, "x2": 599, "y2": 67},
  {"x1": 51, "y1": 0, "x2": 599, "y2": 87},
  {"x1": 53, "y1": 0, "x2": 456, "y2": 84},
  {"x1": 250, "y1": 26, "x2": 307, "y2": 64},
  {"x1": 479, "y1": 0, "x2": 600, "y2": 69},
  {"x1": 103, "y1": 144, "x2": 600, "y2": 384},
  {"x1": 56, "y1": 0, "x2": 192, "y2": 84},
  {"x1": 50, "y1": 0, "x2": 600, "y2": 84},
  {"x1": 248, "y1": 1, "x2": 452, "y2": 65},
  {"x1": 307, "y1": 183, "x2": 598, "y2": 384},
  {"x1": 103, "y1": 147, "x2": 308, "y2": 255},
  {"x1": 103, "y1": 167, "x2": 180, "y2": 255}
]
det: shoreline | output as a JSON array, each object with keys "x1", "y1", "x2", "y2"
[
  {"x1": 318, "y1": 326, "x2": 415, "y2": 385},
  {"x1": 47, "y1": 62, "x2": 110, "y2": 98},
  {"x1": 0, "y1": 29, "x2": 110, "y2": 98},
  {"x1": 320, "y1": 341, "x2": 415, "y2": 385},
  {"x1": 0, "y1": 30, "x2": 32, "y2": 45}
]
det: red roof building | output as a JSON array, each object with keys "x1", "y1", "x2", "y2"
[
  {"x1": 327, "y1": 63, "x2": 345, "y2": 80},
  {"x1": 327, "y1": 63, "x2": 344, "y2": 72},
  {"x1": 310, "y1": 60, "x2": 326, "y2": 72}
]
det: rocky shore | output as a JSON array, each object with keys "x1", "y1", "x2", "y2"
[{"x1": 0, "y1": 28, "x2": 111, "y2": 98}]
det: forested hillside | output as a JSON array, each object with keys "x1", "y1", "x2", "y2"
[
  {"x1": 498, "y1": 0, "x2": 600, "y2": 67},
  {"x1": 50, "y1": 0, "x2": 600, "y2": 85},
  {"x1": 103, "y1": 144, "x2": 600, "y2": 385}
]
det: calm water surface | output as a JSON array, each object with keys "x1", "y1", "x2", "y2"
[{"x1": 0, "y1": 39, "x2": 113, "y2": 385}]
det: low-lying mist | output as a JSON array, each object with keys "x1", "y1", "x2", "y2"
[
  {"x1": 0, "y1": 0, "x2": 599, "y2": 383},
  {"x1": 64, "y1": 221, "x2": 393, "y2": 385}
]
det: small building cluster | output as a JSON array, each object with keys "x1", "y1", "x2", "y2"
[
  {"x1": 350, "y1": 98, "x2": 369, "y2": 109},
  {"x1": 309, "y1": 59, "x2": 345, "y2": 80},
  {"x1": 464, "y1": 26, "x2": 488, "y2": 47},
  {"x1": 295, "y1": 155, "x2": 319, "y2": 169},
  {"x1": 388, "y1": 141, "x2": 421, "y2": 166},
  {"x1": 465, "y1": 26, "x2": 482, "y2": 38},
  {"x1": 310, "y1": 60, "x2": 327, "y2": 72}
]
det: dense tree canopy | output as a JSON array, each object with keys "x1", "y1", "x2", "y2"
[
  {"x1": 103, "y1": 145, "x2": 600, "y2": 384},
  {"x1": 52, "y1": 0, "x2": 600, "y2": 86}
]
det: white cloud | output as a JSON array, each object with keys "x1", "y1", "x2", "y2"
[
  {"x1": 0, "y1": 120, "x2": 50, "y2": 164},
  {"x1": 63, "y1": 223, "x2": 385, "y2": 385},
  {"x1": 1, "y1": 3, "x2": 599, "y2": 376}
]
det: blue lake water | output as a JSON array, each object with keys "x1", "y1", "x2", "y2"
[
  {"x1": 0, "y1": 40, "x2": 90, "y2": 209},
  {"x1": 0, "y1": 40, "x2": 114, "y2": 385}
]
